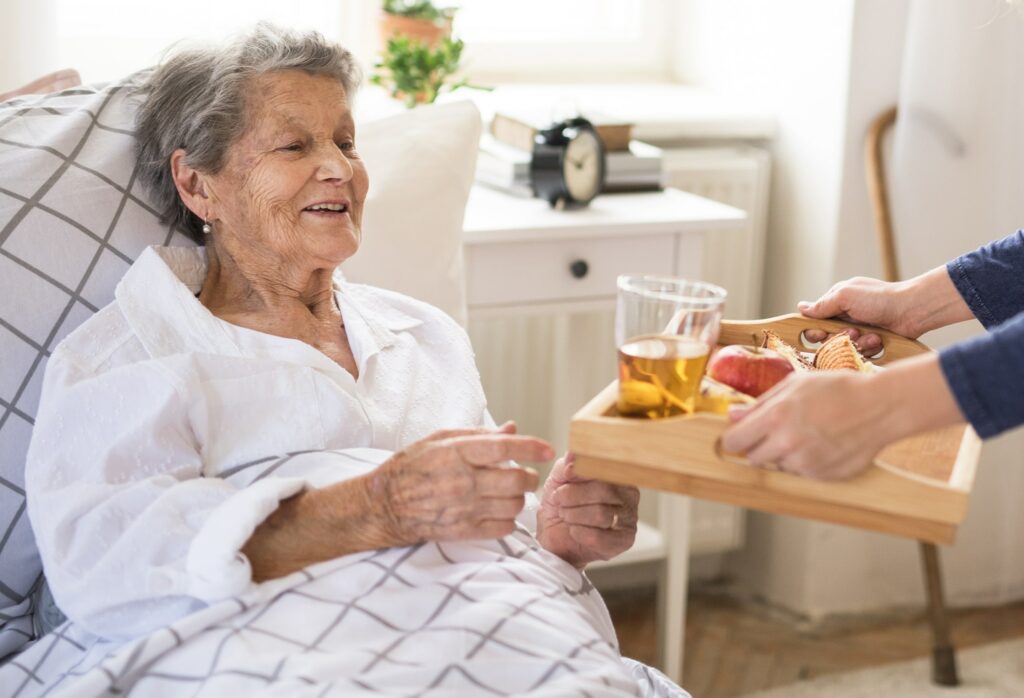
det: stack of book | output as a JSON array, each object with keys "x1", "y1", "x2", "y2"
[{"x1": 476, "y1": 110, "x2": 665, "y2": 196}]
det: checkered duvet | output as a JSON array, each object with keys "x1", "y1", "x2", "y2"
[{"x1": 2, "y1": 521, "x2": 686, "y2": 697}]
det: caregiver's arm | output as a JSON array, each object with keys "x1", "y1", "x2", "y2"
[
  {"x1": 798, "y1": 266, "x2": 974, "y2": 353},
  {"x1": 945, "y1": 229, "x2": 1024, "y2": 329},
  {"x1": 939, "y1": 311, "x2": 1024, "y2": 438},
  {"x1": 802, "y1": 230, "x2": 1024, "y2": 352}
]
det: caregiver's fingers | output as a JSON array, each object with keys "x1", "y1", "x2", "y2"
[
  {"x1": 721, "y1": 393, "x2": 786, "y2": 455},
  {"x1": 743, "y1": 434, "x2": 789, "y2": 469},
  {"x1": 856, "y1": 333, "x2": 884, "y2": 357},
  {"x1": 801, "y1": 326, "x2": 858, "y2": 344},
  {"x1": 798, "y1": 327, "x2": 883, "y2": 356},
  {"x1": 451, "y1": 434, "x2": 555, "y2": 466}
]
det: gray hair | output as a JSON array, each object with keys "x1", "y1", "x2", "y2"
[{"x1": 133, "y1": 23, "x2": 362, "y2": 243}]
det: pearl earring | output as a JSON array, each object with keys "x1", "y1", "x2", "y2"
[{"x1": 202, "y1": 220, "x2": 212, "y2": 235}]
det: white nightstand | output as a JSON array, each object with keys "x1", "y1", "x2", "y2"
[{"x1": 462, "y1": 184, "x2": 746, "y2": 683}]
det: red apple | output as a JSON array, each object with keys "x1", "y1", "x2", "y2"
[{"x1": 706, "y1": 345, "x2": 794, "y2": 398}]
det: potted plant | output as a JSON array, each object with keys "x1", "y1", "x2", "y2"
[
  {"x1": 371, "y1": 34, "x2": 471, "y2": 108},
  {"x1": 379, "y1": 0, "x2": 456, "y2": 48},
  {"x1": 373, "y1": 1, "x2": 487, "y2": 109}
]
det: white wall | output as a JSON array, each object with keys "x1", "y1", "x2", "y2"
[
  {"x1": 0, "y1": 0, "x2": 59, "y2": 94},
  {"x1": 672, "y1": 0, "x2": 855, "y2": 317}
]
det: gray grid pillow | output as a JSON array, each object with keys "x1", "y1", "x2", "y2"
[{"x1": 0, "y1": 74, "x2": 195, "y2": 660}]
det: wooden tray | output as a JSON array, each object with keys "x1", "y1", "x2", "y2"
[{"x1": 569, "y1": 314, "x2": 982, "y2": 545}]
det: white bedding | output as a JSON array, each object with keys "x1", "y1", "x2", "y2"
[{"x1": 4, "y1": 524, "x2": 652, "y2": 697}]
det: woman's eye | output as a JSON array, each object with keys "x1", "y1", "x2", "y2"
[
  {"x1": 280, "y1": 142, "x2": 303, "y2": 152},
  {"x1": 337, "y1": 140, "x2": 355, "y2": 152}
]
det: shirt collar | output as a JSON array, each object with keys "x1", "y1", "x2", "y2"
[{"x1": 116, "y1": 246, "x2": 423, "y2": 363}]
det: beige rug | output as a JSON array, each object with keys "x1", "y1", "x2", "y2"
[{"x1": 742, "y1": 638, "x2": 1024, "y2": 697}]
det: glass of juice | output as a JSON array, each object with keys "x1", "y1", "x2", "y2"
[{"x1": 615, "y1": 275, "x2": 727, "y2": 418}]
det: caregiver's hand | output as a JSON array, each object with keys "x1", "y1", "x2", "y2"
[
  {"x1": 798, "y1": 277, "x2": 916, "y2": 356},
  {"x1": 375, "y1": 423, "x2": 548, "y2": 544},
  {"x1": 536, "y1": 453, "x2": 640, "y2": 569},
  {"x1": 720, "y1": 370, "x2": 885, "y2": 480},
  {"x1": 798, "y1": 266, "x2": 974, "y2": 354},
  {"x1": 721, "y1": 352, "x2": 964, "y2": 481}
]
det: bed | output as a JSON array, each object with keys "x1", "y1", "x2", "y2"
[{"x1": 0, "y1": 72, "x2": 688, "y2": 697}]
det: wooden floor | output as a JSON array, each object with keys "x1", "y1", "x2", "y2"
[{"x1": 604, "y1": 586, "x2": 1024, "y2": 697}]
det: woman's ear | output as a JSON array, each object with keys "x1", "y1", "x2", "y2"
[{"x1": 170, "y1": 149, "x2": 212, "y2": 220}]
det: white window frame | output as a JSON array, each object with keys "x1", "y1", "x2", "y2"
[
  {"x1": 453, "y1": 0, "x2": 673, "y2": 83},
  {"x1": 47, "y1": 0, "x2": 673, "y2": 88}
]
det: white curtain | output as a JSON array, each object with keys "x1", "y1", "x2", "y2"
[
  {"x1": 890, "y1": 0, "x2": 1024, "y2": 604},
  {"x1": 0, "y1": 0, "x2": 58, "y2": 93}
]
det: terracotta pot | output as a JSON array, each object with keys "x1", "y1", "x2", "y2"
[{"x1": 378, "y1": 12, "x2": 452, "y2": 48}]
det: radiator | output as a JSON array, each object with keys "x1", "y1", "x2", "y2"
[{"x1": 467, "y1": 145, "x2": 772, "y2": 559}]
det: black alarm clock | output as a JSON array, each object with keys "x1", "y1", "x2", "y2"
[{"x1": 529, "y1": 117, "x2": 606, "y2": 208}]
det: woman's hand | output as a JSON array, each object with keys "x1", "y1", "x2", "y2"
[
  {"x1": 242, "y1": 424, "x2": 549, "y2": 582},
  {"x1": 373, "y1": 423, "x2": 550, "y2": 545},
  {"x1": 720, "y1": 353, "x2": 963, "y2": 481},
  {"x1": 536, "y1": 453, "x2": 640, "y2": 569}
]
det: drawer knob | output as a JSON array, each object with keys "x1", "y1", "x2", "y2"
[{"x1": 569, "y1": 259, "x2": 589, "y2": 279}]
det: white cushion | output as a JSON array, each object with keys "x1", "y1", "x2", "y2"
[
  {"x1": 347, "y1": 99, "x2": 479, "y2": 325},
  {"x1": 0, "y1": 75, "x2": 480, "y2": 659}
]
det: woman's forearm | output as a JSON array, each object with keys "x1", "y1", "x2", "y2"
[
  {"x1": 901, "y1": 266, "x2": 975, "y2": 337},
  {"x1": 242, "y1": 473, "x2": 404, "y2": 582}
]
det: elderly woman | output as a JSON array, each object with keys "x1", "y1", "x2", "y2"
[{"x1": 18, "y1": 24, "x2": 669, "y2": 698}]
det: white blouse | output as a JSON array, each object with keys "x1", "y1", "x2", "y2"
[{"x1": 26, "y1": 246, "x2": 533, "y2": 640}]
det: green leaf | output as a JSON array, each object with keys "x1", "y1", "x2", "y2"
[{"x1": 372, "y1": 34, "x2": 482, "y2": 108}]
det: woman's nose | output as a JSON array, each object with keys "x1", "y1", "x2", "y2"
[{"x1": 317, "y1": 143, "x2": 354, "y2": 182}]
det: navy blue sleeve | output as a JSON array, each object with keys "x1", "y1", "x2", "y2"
[
  {"x1": 946, "y1": 230, "x2": 1024, "y2": 329},
  {"x1": 939, "y1": 311, "x2": 1024, "y2": 438}
]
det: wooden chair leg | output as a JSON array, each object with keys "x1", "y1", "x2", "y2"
[{"x1": 919, "y1": 541, "x2": 959, "y2": 686}]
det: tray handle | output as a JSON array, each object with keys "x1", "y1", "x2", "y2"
[
  {"x1": 712, "y1": 432, "x2": 950, "y2": 486},
  {"x1": 719, "y1": 313, "x2": 930, "y2": 365}
]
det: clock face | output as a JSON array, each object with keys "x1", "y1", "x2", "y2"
[{"x1": 562, "y1": 128, "x2": 603, "y2": 203}]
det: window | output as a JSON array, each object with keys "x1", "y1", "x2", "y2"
[
  {"x1": 453, "y1": 0, "x2": 670, "y2": 82},
  {"x1": 54, "y1": 0, "x2": 669, "y2": 85},
  {"x1": 56, "y1": 0, "x2": 358, "y2": 83}
]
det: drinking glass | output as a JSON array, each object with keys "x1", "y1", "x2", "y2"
[{"x1": 615, "y1": 275, "x2": 727, "y2": 418}]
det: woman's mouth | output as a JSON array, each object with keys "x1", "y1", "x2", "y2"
[{"x1": 303, "y1": 202, "x2": 349, "y2": 216}]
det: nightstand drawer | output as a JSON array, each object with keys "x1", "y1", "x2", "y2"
[{"x1": 464, "y1": 233, "x2": 676, "y2": 308}]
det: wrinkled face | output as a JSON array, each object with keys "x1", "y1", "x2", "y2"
[{"x1": 205, "y1": 70, "x2": 369, "y2": 270}]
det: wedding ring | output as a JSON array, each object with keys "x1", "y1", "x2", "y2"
[{"x1": 610, "y1": 513, "x2": 619, "y2": 530}]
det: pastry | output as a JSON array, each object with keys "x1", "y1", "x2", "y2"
[
  {"x1": 761, "y1": 330, "x2": 814, "y2": 372},
  {"x1": 813, "y1": 333, "x2": 873, "y2": 373}
]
